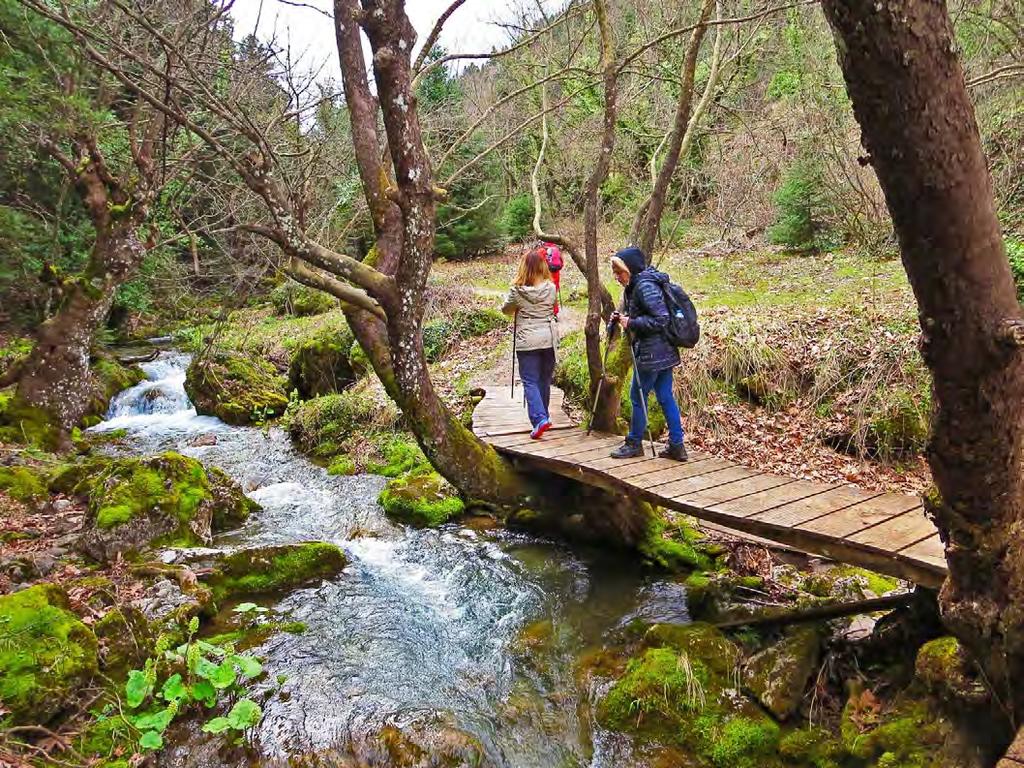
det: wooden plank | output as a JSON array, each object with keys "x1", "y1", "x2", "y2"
[
  {"x1": 655, "y1": 466, "x2": 765, "y2": 500},
  {"x1": 592, "y1": 455, "x2": 721, "y2": 481},
  {"x1": 684, "y1": 474, "x2": 800, "y2": 507},
  {"x1": 846, "y1": 507, "x2": 938, "y2": 553},
  {"x1": 801, "y1": 496, "x2": 923, "y2": 539},
  {"x1": 490, "y1": 430, "x2": 583, "y2": 449},
  {"x1": 632, "y1": 459, "x2": 739, "y2": 489},
  {"x1": 582, "y1": 449, "x2": 713, "y2": 472},
  {"x1": 751, "y1": 486, "x2": 884, "y2": 529},
  {"x1": 897, "y1": 535, "x2": 945, "y2": 572},
  {"x1": 531, "y1": 438, "x2": 631, "y2": 462},
  {"x1": 515, "y1": 435, "x2": 622, "y2": 460},
  {"x1": 706, "y1": 480, "x2": 838, "y2": 518}
]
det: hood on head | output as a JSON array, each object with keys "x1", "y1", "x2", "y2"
[{"x1": 614, "y1": 246, "x2": 648, "y2": 278}]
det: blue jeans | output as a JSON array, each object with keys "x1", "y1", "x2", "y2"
[
  {"x1": 517, "y1": 348, "x2": 555, "y2": 427},
  {"x1": 628, "y1": 367, "x2": 685, "y2": 446}
]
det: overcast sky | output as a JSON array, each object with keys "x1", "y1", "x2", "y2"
[{"x1": 229, "y1": 1, "x2": 560, "y2": 83}]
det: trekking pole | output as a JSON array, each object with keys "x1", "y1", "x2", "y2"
[
  {"x1": 586, "y1": 320, "x2": 615, "y2": 436},
  {"x1": 511, "y1": 314, "x2": 518, "y2": 399},
  {"x1": 626, "y1": 335, "x2": 658, "y2": 458}
]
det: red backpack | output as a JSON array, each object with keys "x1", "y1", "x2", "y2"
[{"x1": 539, "y1": 243, "x2": 563, "y2": 315}]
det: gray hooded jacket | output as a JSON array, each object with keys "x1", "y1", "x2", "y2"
[{"x1": 502, "y1": 281, "x2": 559, "y2": 352}]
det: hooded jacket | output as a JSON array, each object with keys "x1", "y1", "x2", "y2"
[
  {"x1": 616, "y1": 247, "x2": 681, "y2": 372},
  {"x1": 502, "y1": 281, "x2": 559, "y2": 352}
]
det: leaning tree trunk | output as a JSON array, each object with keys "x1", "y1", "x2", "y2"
[
  {"x1": 822, "y1": 0, "x2": 1024, "y2": 722},
  {"x1": 15, "y1": 222, "x2": 146, "y2": 429}
]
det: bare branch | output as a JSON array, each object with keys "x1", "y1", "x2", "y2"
[{"x1": 413, "y1": 0, "x2": 467, "y2": 73}]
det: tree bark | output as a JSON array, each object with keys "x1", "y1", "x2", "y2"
[
  {"x1": 822, "y1": 0, "x2": 1024, "y2": 723},
  {"x1": 16, "y1": 221, "x2": 146, "y2": 429}
]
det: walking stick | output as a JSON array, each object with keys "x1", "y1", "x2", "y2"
[
  {"x1": 511, "y1": 314, "x2": 518, "y2": 399},
  {"x1": 586, "y1": 320, "x2": 615, "y2": 436},
  {"x1": 626, "y1": 335, "x2": 658, "y2": 458}
]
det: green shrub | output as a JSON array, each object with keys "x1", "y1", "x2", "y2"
[
  {"x1": 768, "y1": 158, "x2": 838, "y2": 252},
  {"x1": 423, "y1": 308, "x2": 507, "y2": 362},
  {"x1": 500, "y1": 194, "x2": 536, "y2": 241}
]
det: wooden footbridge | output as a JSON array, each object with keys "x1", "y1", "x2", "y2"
[{"x1": 472, "y1": 385, "x2": 946, "y2": 588}]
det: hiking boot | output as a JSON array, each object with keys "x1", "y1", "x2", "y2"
[
  {"x1": 610, "y1": 439, "x2": 644, "y2": 459},
  {"x1": 659, "y1": 442, "x2": 688, "y2": 462},
  {"x1": 530, "y1": 418, "x2": 552, "y2": 440}
]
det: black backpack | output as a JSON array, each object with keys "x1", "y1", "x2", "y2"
[{"x1": 662, "y1": 282, "x2": 700, "y2": 348}]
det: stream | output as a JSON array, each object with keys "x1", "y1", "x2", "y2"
[{"x1": 91, "y1": 351, "x2": 693, "y2": 767}]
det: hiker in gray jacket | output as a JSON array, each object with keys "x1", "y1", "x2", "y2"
[{"x1": 502, "y1": 247, "x2": 559, "y2": 439}]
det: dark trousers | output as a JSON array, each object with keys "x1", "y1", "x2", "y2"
[
  {"x1": 517, "y1": 348, "x2": 555, "y2": 427},
  {"x1": 627, "y1": 366, "x2": 685, "y2": 446}
]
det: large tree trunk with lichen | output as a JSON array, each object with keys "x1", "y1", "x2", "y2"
[
  {"x1": 14, "y1": 223, "x2": 145, "y2": 429},
  {"x1": 822, "y1": 0, "x2": 1024, "y2": 725},
  {"x1": 332, "y1": 0, "x2": 533, "y2": 508}
]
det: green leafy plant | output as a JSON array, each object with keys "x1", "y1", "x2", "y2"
[{"x1": 120, "y1": 617, "x2": 263, "y2": 751}]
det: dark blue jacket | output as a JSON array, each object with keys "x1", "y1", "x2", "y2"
[{"x1": 625, "y1": 267, "x2": 681, "y2": 372}]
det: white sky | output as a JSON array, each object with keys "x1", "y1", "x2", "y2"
[{"x1": 229, "y1": 1, "x2": 559, "y2": 83}]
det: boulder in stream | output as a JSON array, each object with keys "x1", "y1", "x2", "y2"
[
  {"x1": 288, "y1": 326, "x2": 357, "y2": 398},
  {"x1": 743, "y1": 625, "x2": 822, "y2": 721},
  {"x1": 204, "y1": 542, "x2": 348, "y2": 601},
  {"x1": 184, "y1": 350, "x2": 289, "y2": 425},
  {"x1": 378, "y1": 471, "x2": 465, "y2": 527},
  {"x1": 0, "y1": 584, "x2": 98, "y2": 725},
  {"x1": 74, "y1": 452, "x2": 258, "y2": 562}
]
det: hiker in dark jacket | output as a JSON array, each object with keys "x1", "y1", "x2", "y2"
[{"x1": 609, "y1": 246, "x2": 687, "y2": 461}]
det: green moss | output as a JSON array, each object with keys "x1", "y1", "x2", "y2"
[
  {"x1": 288, "y1": 384, "x2": 399, "y2": 461},
  {"x1": 699, "y1": 715, "x2": 781, "y2": 768},
  {"x1": 841, "y1": 690, "x2": 943, "y2": 764},
  {"x1": 205, "y1": 620, "x2": 307, "y2": 650},
  {"x1": 778, "y1": 727, "x2": 844, "y2": 768},
  {"x1": 0, "y1": 465, "x2": 48, "y2": 502},
  {"x1": 90, "y1": 452, "x2": 207, "y2": 531},
  {"x1": 379, "y1": 471, "x2": 465, "y2": 527},
  {"x1": 206, "y1": 542, "x2": 347, "y2": 601},
  {"x1": 327, "y1": 456, "x2": 357, "y2": 476},
  {"x1": 77, "y1": 713, "x2": 136, "y2": 759},
  {"x1": 288, "y1": 325, "x2": 356, "y2": 398},
  {"x1": 367, "y1": 434, "x2": 429, "y2": 477},
  {"x1": 271, "y1": 280, "x2": 337, "y2": 316},
  {"x1": 641, "y1": 622, "x2": 741, "y2": 678},
  {"x1": 598, "y1": 646, "x2": 712, "y2": 734},
  {"x1": 184, "y1": 351, "x2": 289, "y2": 425},
  {"x1": 0, "y1": 584, "x2": 99, "y2": 725},
  {"x1": 0, "y1": 395, "x2": 64, "y2": 449},
  {"x1": 638, "y1": 514, "x2": 712, "y2": 572},
  {"x1": 807, "y1": 565, "x2": 900, "y2": 598},
  {"x1": 93, "y1": 607, "x2": 155, "y2": 678}
]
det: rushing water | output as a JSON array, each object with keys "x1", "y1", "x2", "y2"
[{"x1": 92, "y1": 351, "x2": 691, "y2": 767}]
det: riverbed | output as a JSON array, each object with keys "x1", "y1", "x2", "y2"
[{"x1": 92, "y1": 351, "x2": 693, "y2": 767}]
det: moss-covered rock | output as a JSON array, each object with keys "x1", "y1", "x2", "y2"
[
  {"x1": 288, "y1": 383, "x2": 400, "y2": 461},
  {"x1": 638, "y1": 513, "x2": 713, "y2": 572},
  {"x1": 184, "y1": 351, "x2": 288, "y2": 425},
  {"x1": 93, "y1": 606, "x2": 156, "y2": 678},
  {"x1": 778, "y1": 727, "x2": 845, "y2": 768},
  {"x1": 0, "y1": 395, "x2": 64, "y2": 449},
  {"x1": 744, "y1": 625, "x2": 821, "y2": 720},
  {"x1": 0, "y1": 464, "x2": 48, "y2": 502},
  {"x1": 379, "y1": 471, "x2": 465, "y2": 527},
  {"x1": 270, "y1": 280, "x2": 338, "y2": 317},
  {"x1": 74, "y1": 452, "x2": 257, "y2": 562},
  {"x1": 288, "y1": 326, "x2": 356, "y2": 399},
  {"x1": 840, "y1": 684, "x2": 945, "y2": 766},
  {"x1": 205, "y1": 542, "x2": 347, "y2": 601},
  {"x1": 0, "y1": 584, "x2": 98, "y2": 725},
  {"x1": 915, "y1": 636, "x2": 988, "y2": 707},
  {"x1": 802, "y1": 565, "x2": 900, "y2": 600},
  {"x1": 598, "y1": 623, "x2": 781, "y2": 767}
]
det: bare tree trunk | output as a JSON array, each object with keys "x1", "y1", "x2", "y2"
[
  {"x1": 633, "y1": 0, "x2": 715, "y2": 256},
  {"x1": 823, "y1": 0, "x2": 1024, "y2": 724},
  {"x1": 16, "y1": 222, "x2": 146, "y2": 428}
]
